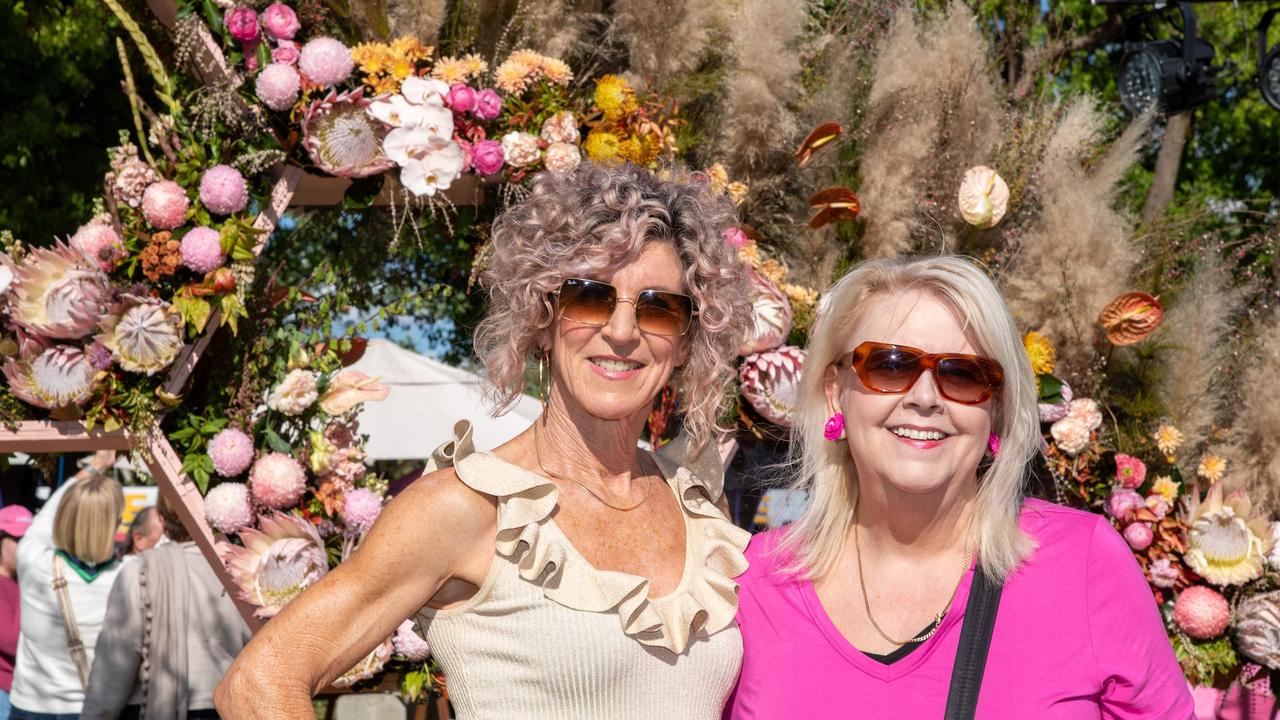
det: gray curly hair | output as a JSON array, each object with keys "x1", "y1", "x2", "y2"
[{"x1": 474, "y1": 161, "x2": 752, "y2": 450}]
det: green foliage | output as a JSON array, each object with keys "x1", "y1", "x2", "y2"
[
  {"x1": 170, "y1": 410, "x2": 228, "y2": 491},
  {"x1": 1172, "y1": 631, "x2": 1239, "y2": 687}
]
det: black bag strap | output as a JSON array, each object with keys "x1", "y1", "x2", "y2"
[{"x1": 943, "y1": 563, "x2": 1004, "y2": 720}]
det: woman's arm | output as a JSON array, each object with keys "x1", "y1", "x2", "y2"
[
  {"x1": 214, "y1": 470, "x2": 496, "y2": 719},
  {"x1": 82, "y1": 563, "x2": 144, "y2": 719}
]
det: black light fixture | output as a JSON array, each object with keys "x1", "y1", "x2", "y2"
[
  {"x1": 1117, "y1": 2, "x2": 1219, "y2": 115},
  {"x1": 1257, "y1": 9, "x2": 1280, "y2": 110}
]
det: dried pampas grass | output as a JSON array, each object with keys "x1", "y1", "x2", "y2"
[
  {"x1": 386, "y1": 0, "x2": 446, "y2": 43},
  {"x1": 1222, "y1": 315, "x2": 1280, "y2": 510},
  {"x1": 1000, "y1": 98, "x2": 1151, "y2": 377},
  {"x1": 614, "y1": 0, "x2": 725, "y2": 87}
]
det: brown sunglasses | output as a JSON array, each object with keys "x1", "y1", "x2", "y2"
[
  {"x1": 834, "y1": 341, "x2": 1004, "y2": 405},
  {"x1": 552, "y1": 278, "x2": 698, "y2": 337}
]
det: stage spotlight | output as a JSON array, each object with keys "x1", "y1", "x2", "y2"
[
  {"x1": 1257, "y1": 9, "x2": 1280, "y2": 111},
  {"x1": 1117, "y1": 2, "x2": 1218, "y2": 116}
]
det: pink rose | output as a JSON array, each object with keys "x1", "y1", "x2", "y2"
[
  {"x1": 1114, "y1": 453, "x2": 1147, "y2": 489},
  {"x1": 271, "y1": 39, "x2": 300, "y2": 65},
  {"x1": 722, "y1": 227, "x2": 749, "y2": 249},
  {"x1": 473, "y1": 88, "x2": 502, "y2": 120},
  {"x1": 446, "y1": 84, "x2": 477, "y2": 114},
  {"x1": 1124, "y1": 522, "x2": 1154, "y2": 551},
  {"x1": 1106, "y1": 488, "x2": 1144, "y2": 523},
  {"x1": 470, "y1": 139, "x2": 504, "y2": 176},
  {"x1": 261, "y1": 3, "x2": 300, "y2": 40},
  {"x1": 224, "y1": 6, "x2": 260, "y2": 43}
]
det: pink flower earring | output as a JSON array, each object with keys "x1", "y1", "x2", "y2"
[
  {"x1": 987, "y1": 432, "x2": 1001, "y2": 457},
  {"x1": 824, "y1": 412, "x2": 846, "y2": 442}
]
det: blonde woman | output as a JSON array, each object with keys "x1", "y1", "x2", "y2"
[
  {"x1": 11, "y1": 454, "x2": 125, "y2": 720},
  {"x1": 727, "y1": 257, "x2": 1191, "y2": 718}
]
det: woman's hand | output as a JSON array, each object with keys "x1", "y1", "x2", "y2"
[{"x1": 214, "y1": 468, "x2": 496, "y2": 718}]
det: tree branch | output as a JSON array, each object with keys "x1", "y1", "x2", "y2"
[
  {"x1": 1142, "y1": 111, "x2": 1193, "y2": 225},
  {"x1": 1012, "y1": 11, "x2": 1125, "y2": 100}
]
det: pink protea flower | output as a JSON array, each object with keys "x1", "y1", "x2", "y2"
[
  {"x1": 1105, "y1": 488, "x2": 1144, "y2": 523},
  {"x1": 445, "y1": 83, "x2": 477, "y2": 113},
  {"x1": 341, "y1": 487, "x2": 382, "y2": 535},
  {"x1": 299, "y1": 37, "x2": 353, "y2": 87},
  {"x1": 1124, "y1": 522, "x2": 1154, "y2": 551},
  {"x1": 142, "y1": 181, "x2": 190, "y2": 230},
  {"x1": 302, "y1": 89, "x2": 394, "y2": 178},
  {"x1": 260, "y1": 3, "x2": 299, "y2": 40},
  {"x1": 473, "y1": 88, "x2": 502, "y2": 120},
  {"x1": 205, "y1": 482, "x2": 254, "y2": 534},
  {"x1": 1114, "y1": 453, "x2": 1147, "y2": 489},
  {"x1": 6, "y1": 241, "x2": 111, "y2": 340},
  {"x1": 543, "y1": 142, "x2": 581, "y2": 173},
  {"x1": 209, "y1": 427, "x2": 256, "y2": 477},
  {"x1": 180, "y1": 227, "x2": 226, "y2": 274},
  {"x1": 249, "y1": 452, "x2": 307, "y2": 510},
  {"x1": 737, "y1": 269, "x2": 793, "y2": 356},
  {"x1": 96, "y1": 295, "x2": 184, "y2": 375},
  {"x1": 224, "y1": 6, "x2": 259, "y2": 43},
  {"x1": 256, "y1": 63, "x2": 301, "y2": 111},
  {"x1": 271, "y1": 40, "x2": 300, "y2": 65},
  {"x1": 220, "y1": 511, "x2": 328, "y2": 618},
  {"x1": 199, "y1": 165, "x2": 249, "y2": 216},
  {"x1": 393, "y1": 619, "x2": 431, "y2": 661},
  {"x1": 1173, "y1": 586, "x2": 1230, "y2": 639},
  {"x1": 739, "y1": 346, "x2": 805, "y2": 427},
  {"x1": 332, "y1": 639, "x2": 392, "y2": 688},
  {"x1": 70, "y1": 221, "x2": 126, "y2": 271},
  {"x1": 2, "y1": 345, "x2": 98, "y2": 409},
  {"x1": 469, "y1": 139, "x2": 504, "y2": 176}
]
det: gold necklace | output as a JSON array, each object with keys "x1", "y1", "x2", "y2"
[
  {"x1": 853, "y1": 508, "x2": 975, "y2": 646},
  {"x1": 533, "y1": 421, "x2": 653, "y2": 512}
]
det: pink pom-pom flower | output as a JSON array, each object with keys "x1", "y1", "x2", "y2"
[
  {"x1": 209, "y1": 426, "x2": 255, "y2": 477},
  {"x1": 142, "y1": 181, "x2": 190, "y2": 230},
  {"x1": 256, "y1": 63, "x2": 301, "y2": 111},
  {"x1": 199, "y1": 165, "x2": 249, "y2": 216},
  {"x1": 299, "y1": 37, "x2": 353, "y2": 87},
  {"x1": 180, "y1": 227, "x2": 226, "y2": 274},
  {"x1": 205, "y1": 482, "x2": 255, "y2": 534},
  {"x1": 1173, "y1": 586, "x2": 1230, "y2": 640},
  {"x1": 393, "y1": 619, "x2": 431, "y2": 661},
  {"x1": 1123, "y1": 522, "x2": 1154, "y2": 551},
  {"x1": 342, "y1": 487, "x2": 383, "y2": 535},
  {"x1": 70, "y1": 221, "x2": 126, "y2": 271},
  {"x1": 249, "y1": 452, "x2": 308, "y2": 510}
]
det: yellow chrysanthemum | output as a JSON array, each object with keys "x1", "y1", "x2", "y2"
[
  {"x1": 738, "y1": 241, "x2": 762, "y2": 268},
  {"x1": 391, "y1": 36, "x2": 432, "y2": 62},
  {"x1": 540, "y1": 57, "x2": 573, "y2": 86},
  {"x1": 617, "y1": 133, "x2": 661, "y2": 166},
  {"x1": 494, "y1": 59, "x2": 533, "y2": 94},
  {"x1": 706, "y1": 163, "x2": 729, "y2": 194},
  {"x1": 594, "y1": 75, "x2": 637, "y2": 120},
  {"x1": 583, "y1": 129, "x2": 622, "y2": 164},
  {"x1": 783, "y1": 284, "x2": 819, "y2": 313},
  {"x1": 351, "y1": 43, "x2": 390, "y2": 76},
  {"x1": 1154, "y1": 424, "x2": 1184, "y2": 457},
  {"x1": 759, "y1": 259, "x2": 788, "y2": 286},
  {"x1": 461, "y1": 53, "x2": 489, "y2": 77},
  {"x1": 430, "y1": 59, "x2": 470, "y2": 85},
  {"x1": 1151, "y1": 475, "x2": 1180, "y2": 503},
  {"x1": 368, "y1": 75, "x2": 402, "y2": 96},
  {"x1": 1023, "y1": 331, "x2": 1055, "y2": 375},
  {"x1": 390, "y1": 58, "x2": 415, "y2": 81},
  {"x1": 1197, "y1": 455, "x2": 1227, "y2": 483},
  {"x1": 727, "y1": 181, "x2": 749, "y2": 206}
]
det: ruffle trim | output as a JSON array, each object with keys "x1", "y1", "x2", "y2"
[{"x1": 429, "y1": 420, "x2": 750, "y2": 655}]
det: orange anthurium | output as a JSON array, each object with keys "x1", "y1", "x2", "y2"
[
  {"x1": 807, "y1": 187, "x2": 861, "y2": 229},
  {"x1": 1098, "y1": 292, "x2": 1164, "y2": 345},
  {"x1": 794, "y1": 122, "x2": 843, "y2": 168}
]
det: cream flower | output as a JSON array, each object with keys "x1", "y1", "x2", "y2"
[
  {"x1": 319, "y1": 370, "x2": 389, "y2": 415},
  {"x1": 500, "y1": 131, "x2": 541, "y2": 167},
  {"x1": 1049, "y1": 415, "x2": 1091, "y2": 456},
  {"x1": 1065, "y1": 398, "x2": 1103, "y2": 431},
  {"x1": 1154, "y1": 424, "x2": 1184, "y2": 457},
  {"x1": 957, "y1": 165, "x2": 1010, "y2": 229},
  {"x1": 96, "y1": 295, "x2": 184, "y2": 375},
  {"x1": 1197, "y1": 455, "x2": 1227, "y2": 483},
  {"x1": 267, "y1": 369, "x2": 319, "y2": 416},
  {"x1": 540, "y1": 111, "x2": 580, "y2": 145},
  {"x1": 399, "y1": 141, "x2": 465, "y2": 197},
  {"x1": 543, "y1": 142, "x2": 581, "y2": 173},
  {"x1": 1150, "y1": 475, "x2": 1180, "y2": 503},
  {"x1": 1182, "y1": 483, "x2": 1274, "y2": 586}
]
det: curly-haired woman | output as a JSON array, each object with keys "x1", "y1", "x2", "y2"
[{"x1": 216, "y1": 162, "x2": 754, "y2": 719}]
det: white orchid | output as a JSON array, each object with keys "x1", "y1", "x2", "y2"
[
  {"x1": 366, "y1": 95, "x2": 427, "y2": 128},
  {"x1": 400, "y1": 77, "x2": 449, "y2": 106},
  {"x1": 400, "y1": 141, "x2": 465, "y2": 197}
]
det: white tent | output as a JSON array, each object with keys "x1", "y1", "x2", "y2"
[{"x1": 346, "y1": 340, "x2": 541, "y2": 460}]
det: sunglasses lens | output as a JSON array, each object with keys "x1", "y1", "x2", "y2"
[
  {"x1": 937, "y1": 359, "x2": 998, "y2": 403},
  {"x1": 861, "y1": 345, "x2": 922, "y2": 392},
  {"x1": 636, "y1": 291, "x2": 694, "y2": 336},
  {"x1": 557, "y1": 279, "x2": 614, "y2": 326}
]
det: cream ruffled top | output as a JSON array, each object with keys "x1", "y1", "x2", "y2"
[{"x1": 411, "y1": 421, "x2": 750, "y2": 720}]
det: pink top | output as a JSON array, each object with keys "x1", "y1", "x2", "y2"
[{"x1": 726, "y1": 498, "x2": 1193, "y2": 719}]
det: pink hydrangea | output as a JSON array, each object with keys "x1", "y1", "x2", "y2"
[
  {"x1": 393, "y1": 619, "x2": 431, "y2": 661},
  {"x1": 473, "y1": 88, "x2": 502, "y2": 120},
  {"x1": 199, "y1": 165, "x2": 249, "y2": 216},
  {"x1": 1123, "y1": 522, "x2": 1154, "y2": 551},
  {"x1": 1114, "y1": 453, "x2": 1147, "y2": 489},
  {"x1": 261, "y1": 3, "x2": 299, "y2": 40},
  {"x1": 299, "y1": 37, "x2": 353, "y2": 87},
  {"x1": 446, "y1": 83, "x2": 477, "y2": 113},
  {"x1": 255, "y1": 63, "x2": 301, "y2": 111},
  {"x1": 1149, "y1": 558, "x2": 1180, "y2": 589},
  {"x1": 142, "y1": 181, "x2": 190, "y2": 230},
  {"x1": 341, "y1": 487, "x2": 382, "y2": 535},
  {"x1": 208, "y1": 426, "x2": 255, "y2": 477},
  {"x1": 180, "y1": 227, "x2": 225, "y2": 274},
  {"x1": 70, "y1": 221, "x2": 126, "y2": 271},
  {"x1": 271, "y1": 40, "x2": 299, "y2": 65},
  {"x1": 1173, "y1": 586, "x2": 1230, "y2": 639},
  {"x1": 470, "y1": 139, "x2": 504, "y2": 175},
  {"x1": 224, "y1": 6, "x2": 259, "y2": 43},
  {"x1": 205, "y1": 482, "x2": 254, "y2": 534},
  {"x1": 1106, "y1": 488, "x2": 1144, "y2": 522},
  {"x1": 249, "y1": 452, "x2": 308, "y2": 510}
]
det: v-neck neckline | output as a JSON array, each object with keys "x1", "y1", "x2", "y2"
[{"x1": 798, "y1": 558, "x2": 978, "y2": 681}]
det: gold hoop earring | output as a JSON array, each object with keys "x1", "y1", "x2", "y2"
[{"x1": 538, "y1": 352, "x2": 549, "y2": 409}]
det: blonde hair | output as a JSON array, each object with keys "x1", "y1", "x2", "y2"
[
  {"x1": 53, "y1": 473, "x2": 124, "y2": 565},
  {"x1": 778, "y1": 256, "x2": 1039, "y2": 582}
]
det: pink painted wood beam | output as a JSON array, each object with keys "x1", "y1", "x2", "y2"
[{"x1": 0, "y1": 421, "x2": 132, "y2": 453}]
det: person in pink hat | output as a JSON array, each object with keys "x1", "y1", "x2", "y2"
[{"x1": 0, "y1": 504, "x2": 33, "y2": 720}]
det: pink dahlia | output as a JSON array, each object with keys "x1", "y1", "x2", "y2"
[
  {"x1": 341, "y1": 487, "x2": 382, "y2": 535},
  {"x1": 142, "y1": 181, "x2": 190, "y2": 230},
  {"x1": 261, "y1": 3, "x2": 299, "y2": 40},
  {"x1": 199, "y1": 165, "x2": 249, "y2": 216},
  {"x1": 393, "y1": 619, "x2": 431, "y2": 661},
  {"x1": 249, "y1": 452, "x2": 307, "y2": 510},
  {"x1": 271, "y1": 40, "x2": 300, "y2": 66},
  {"x1": 1114, "y1": 453, "x2": 1147, "y2": 489},
  {"x1": 1124, "y1": 522, "x2": 1154, "y2": 551},
  {"x1": 1173, "y1": 586, "x2": 1230, "y2": 639},
  {"x1": 256, "y1": 63, "x2": 301, "y2": 111},
  {"x1": 220, "y1": 511, "x2": 328, "y2": 618},
  {"x1": 180, "y1": 227, "x2": 226, "y2": 274},
  {"x1": 299, "y1": 37, "x2": 353, "y2": 87},
  {"x1": 1106, "y1": 488, "x2": 1144, "y2": 523},
  {"x1": 446, "y1": 83, "x2": 477, "y2": 113},
  {"x1": 469, "y1": 139, "x2": 504, "y2": 176},
  {"x1": 205, "y1": 482, "x2": 254, "y2": 534},
  {"x1": 473, "y1": 88, "x2": 502, "y2": 120},
  {"x1": 209, "y1": 427, "x2": 255, "y2": 477},
  {"x1": 70, "y1": 221, "x2": 125, "y2": 271}
]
